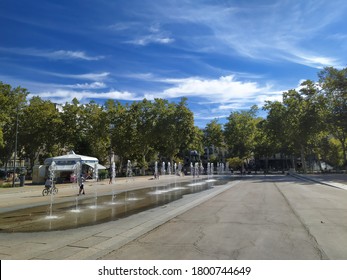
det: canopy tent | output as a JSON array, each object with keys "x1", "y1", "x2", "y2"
[
  {"x1": 84, "y1": 162, "x2": 107, "y2": 170},
  {"x1": 52, "y1": 164, "x2": 76, "y2": 171},
  {"x1": 44, "y1": 151, "x2": 106, "y2": 171},
  {"x1": 33, "y1": 151, "x2": 106, "y2": 184}
]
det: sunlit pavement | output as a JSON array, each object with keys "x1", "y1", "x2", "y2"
[{"x1": 1, "y1": 173, "x2": 347, "y2": 259}]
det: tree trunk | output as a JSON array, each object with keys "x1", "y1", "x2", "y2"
[
  {"x1": 300, "y1": 145, "x2": 307, "y2": 173},
  {"x1": 341, "y1": 142, "x2": 347, "y2": 170},
  {"x1": 265, "y1": 157, "x2": 269, "y2": 174}
]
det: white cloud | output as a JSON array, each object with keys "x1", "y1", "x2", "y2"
[
  {"x1": 120, "y1": 21, "x2": 174, "y2": 46},
  {"x1": 154, "y1": 74, "x2": 285, "y2": 122},
  {"x1": 279, "y1": 51, "x2": 339, "y2": 69},
  {"x1": 30, "y1": 88, "x2": 141, "y2": 104},
  {"x1": 149, "y1": 0, "x2": 347, "y2": 68},
  {"x1": 127, "y1": 35, "x2": 174, "y2": 46},
  {"x1": 123, "y1": 72, "x2": 156, "y2": 80},
  {"x1": 94, "y1": 90, "x2": 142, "y2": 101},
  {"x1": 0, "y1": 47, "x2": 104, "y2": 61},
  {"x1": 49, "y1": 72, "x2": 110, "y2": 81},
  {"x1": 161, "y1": 75, "x2": 271, "y2": 103},
  {"x1": 48, "y1": 50, "x2": 104, "y2": 61},
  {"x1": 68, "y1": 82, "x2": 107, "y2": 89},
  {"x1": 193, "y1": 111, "x2": 229, "y2": 121},
  {"x1": 217, "y1": 103, "x2": 250, "y2": 111}
]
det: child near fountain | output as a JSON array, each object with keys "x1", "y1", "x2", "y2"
[{"x1": 78, "y1": 175, "x2": 85, "y2": 195}]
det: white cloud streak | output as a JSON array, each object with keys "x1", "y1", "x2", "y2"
[
  {"x1": 0, "y1": 47, "x2": 104, "y2": 61},
  {"x1": 127, "y1": 35, "x2": 174, "y2": 46},
  {"x1": 112, "y1": 21, "x2": 175, "y2": 46},
  {"x1": 49, "y1": 72, "x2": 110, "y2": 81},
  {"x1": 29, "y1": 89, "x2": 142, "y2": 104},
  {"x1": 66, "y1": 82, "x2": 107, "y2": 89},
  {"x1": 148, "y1": 0, "x2": 347, "y2": 68},
  {"x1": 47, "y1": 50, "x2": 104, "y2": 61}
]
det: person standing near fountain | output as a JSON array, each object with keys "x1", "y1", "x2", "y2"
[{"x1": 78, "y1": 174, "x2": 85, "y2": 195}]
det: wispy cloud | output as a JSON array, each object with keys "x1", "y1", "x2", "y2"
[
  {"x1": 47, "y1": 50, "x2": 104, "y2": 61},
  {"x1": 328, "y1": 33, "x2": 347, "y2": 41},
  {"x1": 49, "y1": 72, "x2": 110, "y2": 81},
  {"x1": 66, "y1": 82, "x2": 107, "y2": 89},
  {"x1": 127, "y1": 35, "x2": 174, "y2": 46},
  {"x1": 147, "y1": 0, "x2": 347, "y2": 68},
  {"x1": 30, "y1": 89, "x2": 142, "y2": 104},
  {"x1": 280, "y1": 51, "x2": 339, "y2": 69},
  {"x1": 121, "y1": 72, "x2": 157, "y2": 81},
  {"x1": 112, "y1": 21, "x2": 175, "y2": 46},
  {"x1": 0, "y1": 47, "x2": 104, "y2": 61},
  {"x1": 107, "y1": 22, "x2": 138, "y2": 31}
]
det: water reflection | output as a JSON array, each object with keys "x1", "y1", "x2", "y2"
[{"x1": 0, "y1": 178, "x2": 229, "y2": 233}]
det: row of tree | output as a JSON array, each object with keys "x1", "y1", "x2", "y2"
[
  {"x1": 0, "y1": 67, "x2": 346, "y2": 175},
  {"x1": 196, "y1": 67, "x2": 347, "y2": 172},
  {"x1": 0, "y1": 88, "x2": 199, "y2": 174}
]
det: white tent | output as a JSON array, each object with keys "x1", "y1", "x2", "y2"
[
  {"x1": 44, "y1": 151, "x2": 106, "y2": 172},
  {"x1": 32, "y1": 151, "x2": 106, "y2": 184}
]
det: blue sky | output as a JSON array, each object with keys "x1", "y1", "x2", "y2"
[{"x1": 1, "y1": 0, "x2": 347, "y2": 127}]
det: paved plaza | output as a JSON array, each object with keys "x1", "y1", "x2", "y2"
[{"x1": 0, "y1": 173, "x2": 347, "y2": 260}]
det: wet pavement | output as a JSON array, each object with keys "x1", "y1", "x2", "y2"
[{"x1": 0, "y1": 178, "x2": 227, "y2": 232}]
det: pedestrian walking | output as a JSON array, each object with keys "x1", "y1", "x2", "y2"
[{"x1": 78, "y1": 175, "x2": 85, "y2": 195}]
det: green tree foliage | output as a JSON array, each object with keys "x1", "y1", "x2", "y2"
[
  {"x1": 224, "y1": 106, "x2": 259, "y2": 160},
  {"x1": 253, "y1": 119, "x2": 278, "y2": 172},
  {"x1": 81, "y1": 101, "x2": 109, "y2": 163},
  {"x1": 318, "y1": 67, "x2": 347, "y2": 167},
  {"x1": 263, "y1": 100, "x2": 293, "y2": 156},
  {"x1": 203, "y1": 119, "x2": 225, "y2": 161},
  {"x1": 58, "y1": 98, "x2": 84, "y2": 153},
  {"x1": 105, "y1": 99, "x2": 131, "y2": 172},
  {"x1": 318, "y1": 136, "x2": 344, "y2": 168},
  {"x1": 263, "y1": 80, "x2": 333, "y2": 172},
  {"x1": 0, "y1": 82, "x2": 28, "y2": 167},
  {"x1": 151, "y1": 98, "x2": 195, "y2": 162},
  {"x1": 189, "y1": 126, "x2": 204, "y2": 156},
  {"x1": 104, "y1": 98, "x2": 197, "y2": 174},
  {"x1": 227, "y1": 157, "x2": 244, "y2": 170},
  {"x1": 127, "y1": 99, "x2": 157, "y2": 172},
  {"x1": 281, "y1": 81, "x2": 326, "y2": 172},
  {"x1": 18, "y1": 96, "x2": 62, "y2": 168},
  {"x1": 171, "y1": 98, "x2": 196, "y2": 160}
]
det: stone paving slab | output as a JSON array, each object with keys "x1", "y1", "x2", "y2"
[
  {"x1": 101, "y1": 179, "x2": 322, "y2": 260},
  {"x1": 37, "y1": 245, "x2": 86, "y2": 260},
  {"x1": 289, "y1": 173, "x2": 347, "y2": 190}
]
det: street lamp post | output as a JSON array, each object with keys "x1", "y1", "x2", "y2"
[
  {"x1": 109, "y1": 124, "x2": 116, "y2": 183},
  {"x1": 12, "y1": 106, "x2": 19, "y2": 188}
]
